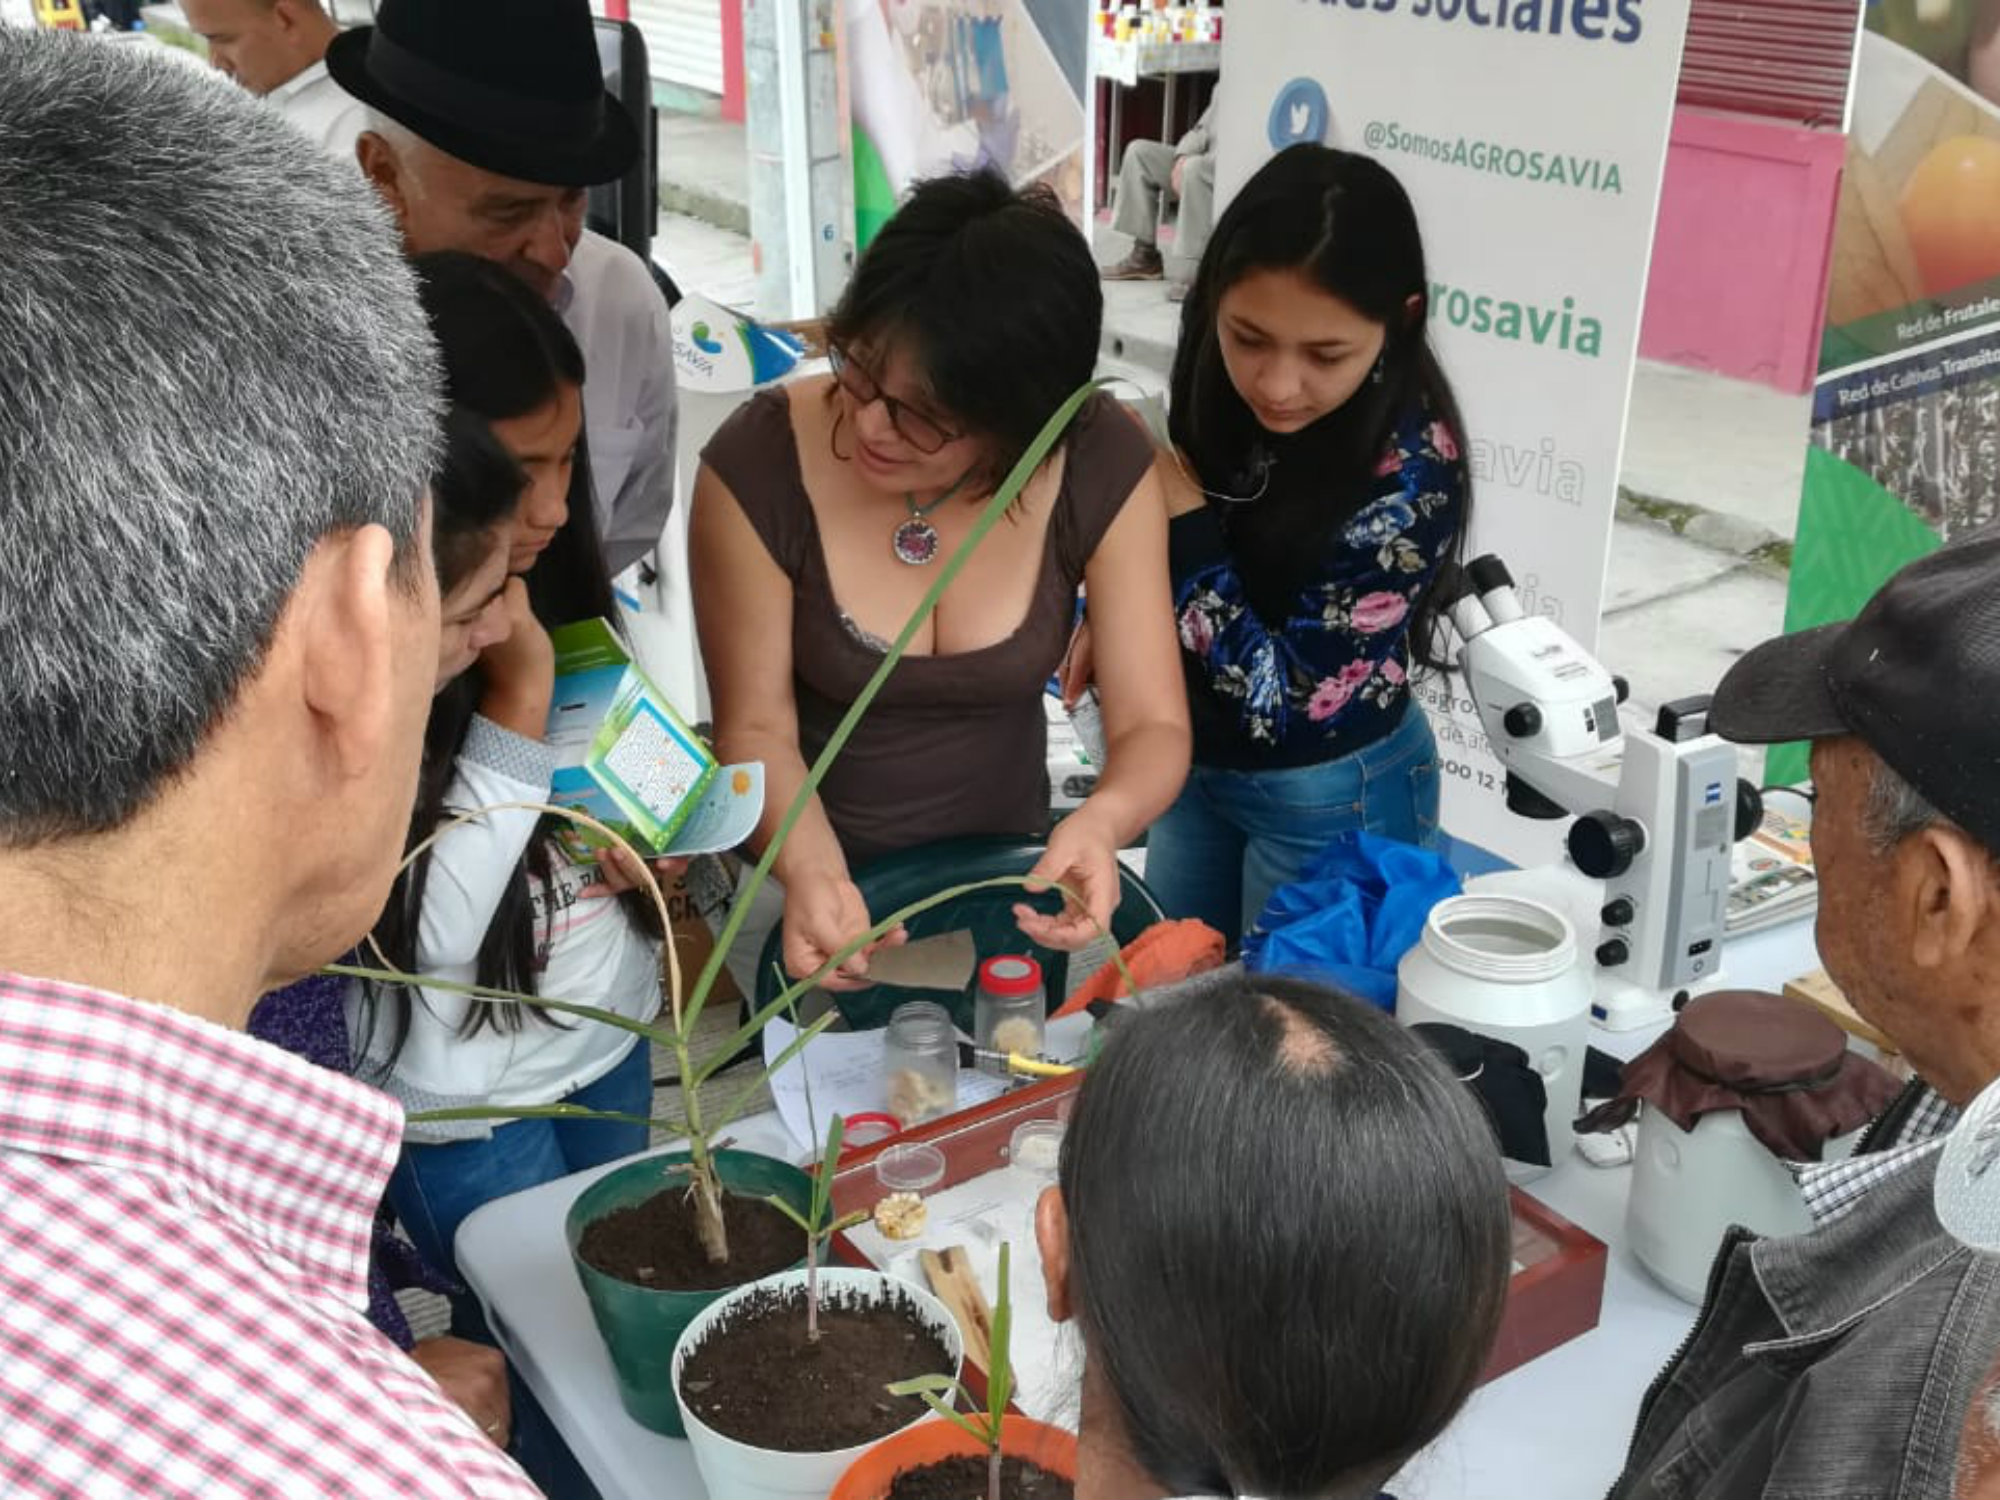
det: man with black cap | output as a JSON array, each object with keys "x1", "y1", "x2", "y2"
[
  {"x1": 333, "y1": 0, "x2": 676, "y2": 578},
  {"x1": 1609, "y1": 525, "x2": 2000, "y2": 1499}
]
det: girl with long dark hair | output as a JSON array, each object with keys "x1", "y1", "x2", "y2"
[
  {"x1": 350, "y1": 253, "x2": 671, "y2": 1324},
  {"x1": 1071, "y1": 145, "x2": 1472, "y2": 944}
]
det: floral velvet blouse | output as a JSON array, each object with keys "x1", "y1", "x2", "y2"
[{"x1": 1169, "y1": 408, "x2": 1467, "y2": 770}]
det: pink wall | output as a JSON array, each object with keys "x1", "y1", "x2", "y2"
[{"x1": 1638, "y1": 109, "x2": 1845, "y2": 395}]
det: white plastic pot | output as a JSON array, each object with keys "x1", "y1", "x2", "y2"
[{"x1": 672, "y1": 1265, "x2": 965, "y2": 1500}]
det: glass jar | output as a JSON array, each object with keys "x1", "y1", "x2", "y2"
[
  {"x1": 975, "y1": 955, "x2": 1046, "y2": 1072},
  {"x1": 883, "y1": 1001, "x2": 957, "y2": 1126}
]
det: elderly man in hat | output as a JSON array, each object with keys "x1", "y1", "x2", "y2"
[
  {"x1": 1609, "y1": 526, "x2": 2000, "y2": 1499},
  {"x1": 180, "y1": 0, "x2": 363, "y2": 157},
  {"x1": 335, "y1": 0, "x2": 676, "y2": 579},
  {"x1": 0, "y1": 30, "x2": 537, "y2": 1495}
]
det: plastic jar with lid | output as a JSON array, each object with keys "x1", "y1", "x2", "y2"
[
  {"x1": 974, "y1": 955, "x2": 1046, "y2": 1072},
  {"x1": 883, "y1": 1001, "x2": 958, "y2": 1126}
]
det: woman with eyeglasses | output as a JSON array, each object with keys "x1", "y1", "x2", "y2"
[
  {"x1": 691, "y1": 170, "x2": 1190, "y2": 989},
  {"x1": 1065, "y1": 145, "x2": 1474, "y2": 946}
]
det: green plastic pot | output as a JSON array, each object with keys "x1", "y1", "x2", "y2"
[{"x1": 566, "y1": 1149, "x2": 811, "y2": 1437}]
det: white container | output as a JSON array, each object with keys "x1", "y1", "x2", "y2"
[
  {"x1": 672, "y1": 1266, "x2": 965, "y2": 1500},
  {"x1": 1396, "y1": 894, "x2": 1593, "y2": 1184},
  {"x1": 1626, "y1": 1107, "x2": 1814, "y2": 1303}
]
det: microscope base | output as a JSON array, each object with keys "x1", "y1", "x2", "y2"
[{"x1": 1590, "y1": 970, "x2": 1733, "y2": 1034}]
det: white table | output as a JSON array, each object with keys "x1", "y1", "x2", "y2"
[{"x1": 457, "y1": 920, "x2": 1818, "y2": 1500}]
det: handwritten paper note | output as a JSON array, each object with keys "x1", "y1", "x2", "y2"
[{"x1": 762, "y1": 1017, "x2": 1008, "y2": 1152}]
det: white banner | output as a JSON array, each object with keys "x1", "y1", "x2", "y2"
[{"x1": 1216, "y1": 0, "x2": 1689, "y2": 864}]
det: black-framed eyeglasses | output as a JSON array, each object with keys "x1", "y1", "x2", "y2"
[{"x1": 827, "y1": 343, "x2": 962, "y2": 455}]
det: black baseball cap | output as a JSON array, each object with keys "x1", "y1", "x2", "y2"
[{"x1": 1710, "y1": 522, "x2": 2000, "y2": 853}]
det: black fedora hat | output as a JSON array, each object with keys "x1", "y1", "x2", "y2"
[{"x1": 327, "y1": 0, "x2": 637, "y2": 189}]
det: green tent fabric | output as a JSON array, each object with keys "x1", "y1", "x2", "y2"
[{"x1": 1766, "y1": 448, "x2": 1941, "y2": 785}]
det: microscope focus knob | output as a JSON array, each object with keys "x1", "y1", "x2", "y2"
[
  {"x1": 1595, "y1": 938, "x2": 1631, "y2": 968},
  {"x1": 1569, "y1": 812, "x2": 1645, "y2": 879},
  {"x1": 1503, "y1": 703, "x2": 1543, "y2": 739},
  {"x1": 1601, "y1": 896, "x2": 1635, "y2": 927},
  {"x1": 1735, "y1": 779, "x2": 1764, "y2": 842}
]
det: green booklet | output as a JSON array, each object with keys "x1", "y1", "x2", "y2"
[{"x1": 545, "y1": 618, "x2": 763, "y2": 860}]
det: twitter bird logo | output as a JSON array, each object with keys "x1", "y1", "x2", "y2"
[{"x1": 1267, "y1": 79, "x2": 1330, "y2": 150}]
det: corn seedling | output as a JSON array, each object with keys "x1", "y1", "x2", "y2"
[
  {"x1": 887, "y1": 1242, "x2": 1016, "y2": 1500},
  {"x1": 337, "y1": 380, "x2": 1132, "y2": 1272},
  {"x1": 764, "y1": 1113, "x2": 869, "y2": 1343}
]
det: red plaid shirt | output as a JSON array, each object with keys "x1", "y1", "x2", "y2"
[{"x1": 0, "y1": 972, "x2": 542, "y2": 1497}]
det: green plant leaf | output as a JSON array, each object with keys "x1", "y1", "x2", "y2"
[
  {"x1": 988, "y1": 1243, "x2": 1014, "y2": 1435},
  {"x1": 690, "y1": 380, "x2": 1107, "y2": 1033},
  {"x1": 326, "y1": 963, "x2": 678, "y2": 1047},
  {"x1": 690, "y1": 981, "x2": 844, "y2": 1088},
  {"x1": 912, "y1": 1391, "x2": 989, "y2": 1444},
  {"x1": 810, "y1": 1113, "x2": 846, "y2": 1234},
  {"x1": 888, "y1": 1376, "x2": 988, "y2": 1444},
  {"x1": 764, "y1": 1194, "x2": 814, "y2": 1236},
  {"x1": 404, "y1": 1103, "x2": 687, "y2": 1134},
  {"x1": 706, "y1": 1011, "x2": 832, "y2": 1135},
  {"x1": 829, "y1": 1209, "x2": 870, "y2": 1235},
  {"x1": 888, "y1": 1373, "x2": 970, "y2": 1400}
]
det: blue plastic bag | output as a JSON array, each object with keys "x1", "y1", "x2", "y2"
[{"x1": 1242, "y1": 832, "x2": 1463, "y2": 1010}]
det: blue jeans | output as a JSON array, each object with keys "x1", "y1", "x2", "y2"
[
  {"x1": 387, "y1": 1040, "x2": 653, "y2": 1313},
  {"x1": 1144, "y1": 705, "x2": 1441, "y2": 946}
]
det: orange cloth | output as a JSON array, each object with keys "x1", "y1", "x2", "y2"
[{"x1": 1052, "y1": 919, "x2": 1227, "y2": 1018}]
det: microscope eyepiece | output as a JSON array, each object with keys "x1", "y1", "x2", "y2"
[{"x1": 1467, "y1": 556, "x2": 1515, "y2": 595}]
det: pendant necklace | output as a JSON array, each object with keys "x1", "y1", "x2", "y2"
[{"x1": 891, "y1": 469, "x2": 975, "y2": 566}]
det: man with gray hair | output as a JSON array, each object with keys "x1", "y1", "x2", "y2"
[
  {"x1": 0, "y1": 31, "x2": 538, "y2": 1496},
  {"x1": 1609, "y1": 526, "x2": 2000, "y2": 1499},
  {"x1": 332, "y1": 0, "x2": 677, "y2": 579}
]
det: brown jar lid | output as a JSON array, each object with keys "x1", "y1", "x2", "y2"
[{"x1": 1667, "y1": 989, "x2": 1848, "y2": 1093}]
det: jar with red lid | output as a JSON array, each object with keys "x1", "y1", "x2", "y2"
[{"x1": 974, "y1": 955, "x2": 1046, "y2": 1072}]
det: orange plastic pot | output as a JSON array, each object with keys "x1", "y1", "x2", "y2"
[{"x1": 830, "y1": 1414, "x2": 1078, "y2": 1500}]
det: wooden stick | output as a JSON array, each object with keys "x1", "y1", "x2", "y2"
[{"x1": 921, "y1": 1245, "x2": 994, "y2": 1376}]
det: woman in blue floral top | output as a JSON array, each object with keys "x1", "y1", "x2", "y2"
[{"x1": 1075, "y1": 146, "x2": 1471, "y2": 943}]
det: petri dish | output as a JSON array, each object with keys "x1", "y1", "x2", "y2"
[
  {"x1": 1009, "y1": 1119, "x2": 1065, "y2": 1179},
  {"x1": 875, "y1": 1141, "x2": 947, "y2": 1195}
]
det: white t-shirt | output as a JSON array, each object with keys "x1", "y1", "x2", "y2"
[
  {"x1": 348, "y1": 715, "x2": 660, "y2": 1141},
  {"x1": 267, "y1": 59, "x2": 365, "y2": 164}
]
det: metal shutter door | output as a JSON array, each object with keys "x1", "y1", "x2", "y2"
[
  {"x1": 1675, "y1": 0, "x2": 1862, "y2": 129},
  {"x1": 632, "y1": 0, "x2": 725, "y2": 95}
]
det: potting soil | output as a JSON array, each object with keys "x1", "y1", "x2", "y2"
[
  {"x1": 885, "y1": 1455, "x2": 1075, "y2": 1500},
  {"x1": 576, "y1": 1186, "x2": 799, "y2": 1291},
  {"x1": 678, "y1": 1281, "x2": 954, "y2": 1451}
]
